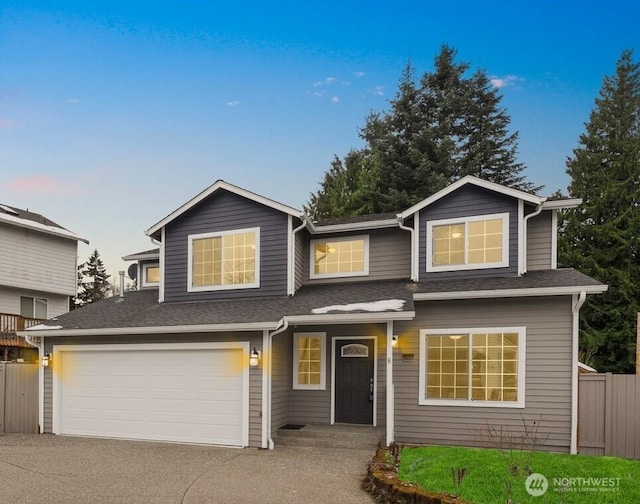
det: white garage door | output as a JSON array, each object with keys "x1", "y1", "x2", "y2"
[{"x1": 53, "y1": 343, "x2": 249, "y2": 446}]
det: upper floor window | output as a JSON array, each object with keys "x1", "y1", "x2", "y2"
[
  {"x1": 187, "y1": 227, "x2": 260, "y2": 292},
  {"x1": 142, "y1": 263, "x2": 160, "y2": 287},
  {"x1": 426, "y1": 213, "x2": 509, "y2": 272},
  {"x1": 310, "y1": 235, "x2": 369, "y2": 279},
  {"x1": 20, "y1": 296, "x2": 47, "y2": 319},
  {"x1": 419, "y1": 327, "x2": 525, "y2": 408}
]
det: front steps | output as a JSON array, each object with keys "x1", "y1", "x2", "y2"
[{"x1": 276, "y1": 424, "x2": 384, "y2": 450}]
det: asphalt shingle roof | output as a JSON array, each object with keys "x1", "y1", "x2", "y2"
[{"x1": 0, "y1": 204, "x2": 65, "y2": 229}]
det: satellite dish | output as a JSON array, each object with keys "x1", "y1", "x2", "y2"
[{"x1": 127, "y1": 263, "x2": 138, "y2": 281}]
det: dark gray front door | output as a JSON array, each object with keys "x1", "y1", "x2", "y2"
[{"x1": 334, "y1": 339, "x2": 374, "y2": 424}]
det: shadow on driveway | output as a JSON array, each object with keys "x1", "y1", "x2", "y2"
[{"x1": 0, "y1": 434, "x2": 376, "y2": 503}]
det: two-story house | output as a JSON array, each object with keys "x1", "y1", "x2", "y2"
[
  {"x1": 0, "y1": 204, "x2": 88, "y2": 361},
  {"x1": 22, "y1": 177, "x2": 606, "y2": 454}
]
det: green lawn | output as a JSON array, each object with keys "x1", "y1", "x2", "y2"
[{"x1": 398, "y1": 445, "x2": 640, "y2": 503}]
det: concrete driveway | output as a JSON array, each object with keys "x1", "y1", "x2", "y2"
[{"x1": 0, "y1": 434, "x2": 376, "y2": 503}]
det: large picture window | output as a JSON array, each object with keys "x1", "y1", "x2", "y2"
[
  {"x1": 310, "y1": 235, "x2": 369, "y2": 279},
  {"x1": 187, "y1": 228, "x2": 260, "y2": 292},
  {"x1": 419, "y1": 327, "x2": 525, "y2": 407},
  {"x1": 293, "y1": 332, "x2": 326, "y2": 390},
  {"x1": 426, "y1": 213, "x2": 509, "y2": 272}
]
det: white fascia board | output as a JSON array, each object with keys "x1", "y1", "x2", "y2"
[
  {"x1": 399, "y1": 176, "x2": 541, "y2": 220},
  {"x1": 121, "y1": 252, "x2": 160, "y2": 261},
  {"x1": 541, "y1": 199, "x2": 583, "y2": 210},
  {"x1": 285, "y1": 311, "x2": 415, "y2": 325},
  {"x1": 17, "y1": 321, "x2": 279, "y2": 338},
  {"x1": 413, "y1": 285, "x2": 608, "y2": 301},
  {"x1": 146, "y1": 180, "x2": 302, "y2": 236},
  {"x1": 0, "y1": 213, "x2": 89, "y2": 244},
  {"x1": 306, "y1": 219, "x2": 399, "y2": 234}
]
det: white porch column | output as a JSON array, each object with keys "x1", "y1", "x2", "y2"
[{"x1": 386, "y1": 321, "x2": 394, "y2": 446}]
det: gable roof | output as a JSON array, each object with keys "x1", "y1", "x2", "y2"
[
  {"x1": 0, "y1": 203, "x2": 89, "y2": 244},
  {"x1": 122, "y1": 248, "x2": 160, "y2": 261},
  {"x1": 146, "y1": 180, "x2": 302, "y2": 238},
  {"x1": 399, "y1": 176, "x2": 543, "y2": 219}
]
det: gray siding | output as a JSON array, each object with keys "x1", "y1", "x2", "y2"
[
  {"x1": 288, "y1": 323, "x2": 387, "y2": 427},
  {"x1": 271, "y1": 331, "x2": 292, "y2": 436},
  {"x1": 294, "y1": 230, "x2": 306, "y2": 292},
  {"x1": 302, "y1": 228, "x2": 411, "y2": 285},
  {"x1": 393, "y1": 296, "x2": 573, "y2": 452},
  {"x1": 0, "y1": 286, "x2": 68, "y2": 318},
  {"x1": 527, "y1": 210, "x2": 553, "y2": 271},
  {"x1": 44, "y1": 332, "x2": 264, "y2": 448},
  {"x1": 164, "y1": 190, "x2": 289, "y2": 302},
  {"x1": 0, "y1": 222, "x2": 78, "y2": 296},
  {"x1": 418, "y1": 185, "x2": 518, "y2": 280}
]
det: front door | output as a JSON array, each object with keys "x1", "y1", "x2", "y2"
[{"x1": 334, "y1": 338, "x2": 375, "y2": 424}]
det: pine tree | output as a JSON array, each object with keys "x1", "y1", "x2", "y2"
[
  {"x1": 76, "y1": 249, "x2": 112, "y2": 307},
  {"x1": 559, "y1": 49, "x2": 640, "y2": 373},
  {"x1": 307, "y1": 45, "x2": 538, "y2": 218}
]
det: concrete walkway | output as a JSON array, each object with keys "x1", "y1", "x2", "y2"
[{"x1": 0, "y1": 434, "x2": 376, "y2": 503}]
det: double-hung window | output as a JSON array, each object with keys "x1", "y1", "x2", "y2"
[
  {"x1": 426, "y1": 213, "x2": 509, "y2": 272},
  {"x1": 419, "y1": 327, "x2": 525, "y2": 407},
  {"x1": 293, "y1": 332, "x2": 326, "y2": 390},
  {"x1": 310, "y1": 235, "x2": 369, "y2": 279},
  {"x1": 188, "y1": 227, "x2": 260, "y2": 292}
]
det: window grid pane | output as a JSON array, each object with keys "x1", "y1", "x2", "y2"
[
  {"x1": 192, "y1": 232, "x2": 256, "y2": 287},
  {"x1": 432, "y1": 218, "x2": 503, "y2": 267},
  {"x1": 314, "y1": 239, "x2": 365, "y2": 275},
  {"x1": 433, "y1": 224, "x2": 465, "y2": 266},
  {"x1": 426, "y1": 335, "x2": 469, "y2": 399},
  {"x1": 471, "y1": 332, "x2": 518, "y2": 402},
  {"x1": 297, "y1": 336, "x2": 322, "y2": 385}
]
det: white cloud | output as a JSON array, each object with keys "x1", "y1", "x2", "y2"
[
  {"x1": 313, "y1": 77, "x2": 338, "y2": 87},
  {"x1": 325, "y1": 77, "x2": 337, "y2": 84},
  {"x1": 226, "y1": 100, "x2": 240, "y2": 107},
  {"x1": 331, "y1": 96, "x2": 339, "y2": 103},
  {"x1": 368, "y1": 86, "x2": 384, "y2": 96},
  {"x1": 489, "y1": 75, "x2": 522, "y2": 89},
  {"x1": 353, "y1": 71, "x2": 366, "y2": 78}
]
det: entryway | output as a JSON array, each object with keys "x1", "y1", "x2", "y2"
[{"x1": 332, "y1": 337, "x2": 376, "y2": 425}]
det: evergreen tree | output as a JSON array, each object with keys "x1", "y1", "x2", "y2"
[
  {"x1": 307, "y1": 45, "x2": 538, "y2": 218},
  {"x1": 76, "y1": 249, "x2": 112, "y2": 307},
  {"x1": 559, "y1": 49, "x2": 640, "y2": 373}
]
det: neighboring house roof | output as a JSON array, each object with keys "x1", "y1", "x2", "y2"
[
  {"x1": 146, "y1": 180, "x2": 302, "y2": 239},
  {"x1": 0, "y1": 203, "x2": 89, "y2": 243},
  {"x1": 122, "y1": 248, "x2": 160, "y2": 261},
  {"x1": 21, "y1": 280, "x2": 416, "y2": 336},
  {"x1": 413, "y1": 268, "x2": 607, "y2": 300},
  {"x1": 578, "y1": 361, "x2": 598, "y2": 373}
]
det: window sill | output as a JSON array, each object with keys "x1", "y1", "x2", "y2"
[
  {"x1": 418, "y1": 398, "x2": 525, "y2": 408},
  {"x1": 187, "y1": 283, "x2": 260, "y2": 293}
]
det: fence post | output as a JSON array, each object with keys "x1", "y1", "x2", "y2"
[
  {"x1": 0, "y1": 363, "x2": 5, "y2": 433},
  {"x1": 604, "y1": 372, "x2": 613, "y2": 456}
]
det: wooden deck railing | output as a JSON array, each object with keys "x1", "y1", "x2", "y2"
[{"x1": 0, "y1": 313, "x2": 45, "y2": 335}]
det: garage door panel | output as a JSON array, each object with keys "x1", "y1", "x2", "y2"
[{"x1": 54, "y1": 345, "x2": 248, "y2": 446}]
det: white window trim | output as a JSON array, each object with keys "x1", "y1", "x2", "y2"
[
  {"x1": 418, "y1": 326, "x2": 526, "y2": 408},
  {"x1": 309, "y1": 234, "x2": 370, "y2": 279},
  {"x1": 426, "y1": 213, "x2": 510, "y2": 272},
  {"x1": 21, "y1": 296, "x2": 48, "y2": 319},
  {"x1": 187, "y1": 227, "x2": 260, "y2": 292},
  {"x1": 293, "y1": 332, "x2": 326, "y2": 390},
  {"x1": 141, "y1": 263, "x2": 160, "y2": 288}
]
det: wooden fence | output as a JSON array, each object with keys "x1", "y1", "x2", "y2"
[
  {"x1": 578, "y1": 373, "x2": 640, "y2": 459},
  {"x1": 0, "y1": 362, "x2": 38, "y2": 433}
]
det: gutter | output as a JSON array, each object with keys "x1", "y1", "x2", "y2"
[
  {"x1": 24, "y1": 334, "x2": 44, "y2": 434},
  {"x1": 397, "y1": 215, "x2": 418, "y2": 281},
  {"x1": 266, "y1": 317, "x2": 290, "y2": 450},
  {"x1": 571, "y1": 291, "x2": 586, "y2": 454},
  {"x1": 521, "y1": 198, "x2": 547, "y2": 275}
]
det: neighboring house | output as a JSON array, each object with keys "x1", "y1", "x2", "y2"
[
  {"x1": 21, "y1": 176, "x2": 606, "y2": 453},
  {"x1": 0, "y1": 204, "x2": 88, "y2": 361}
]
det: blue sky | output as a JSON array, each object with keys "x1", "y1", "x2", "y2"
[{"x1": 1, "y1": 1, "x2": 638, "y2": 281}]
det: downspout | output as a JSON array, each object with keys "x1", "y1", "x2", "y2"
[
  {"x1": 397, "y1": 215, "x2": 418, "y2": 282},
  {"x1": 521, "y1": 198, "x2": 547, "y2": 275},
  {"x1": 266, "y1": 317, "x2": 290, "y2": 449},
  {"x1": 571, "y1": 291, "x2": 586, "y2": 454},
  {"x1": 386, "y1": 321, "x2": 394, "y2": 446},
  {"x1": 288, "y1": 217, "x2": 307, "y2": 296},
  {"x1": 24, "y1": 333, "x2": 44, "y2": 434}
]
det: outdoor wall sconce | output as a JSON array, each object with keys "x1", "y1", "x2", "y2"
[
  {"x1": 42, "y1": 353, "x2": 52, "y2": 367},
  {"x1": 249, "y1": 348, "x2": 261, "y2": 367},
  {"x1": 392, "y1": 335, "x2": 399, "y2": 348}
]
